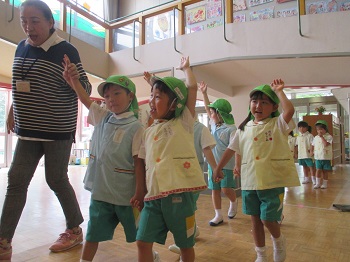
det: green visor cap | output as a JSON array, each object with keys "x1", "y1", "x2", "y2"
[
  {"x1": 208, "y1": 98, "x2": 235, "y2": 125},
  {"x1": 249, "y1": 84, "x2": 280, "y2": 119},
  {"x1": 316, "y1": 120, "x2": 328, "y2": 127},
  {"x1": 97, "y1": 75, "x2": 139, "y2": 117},
  {"x1": 250, "y1": 84, "x2": 280, "y2": 104},
  {"x1": 153, "y1": 76, "x2": 188, "y2": 117}
]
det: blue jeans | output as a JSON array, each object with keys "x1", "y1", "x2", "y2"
[{"x1": 0, "y1": 138, "x2": 84, "y2": 239}]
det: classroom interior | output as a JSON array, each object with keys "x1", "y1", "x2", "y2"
[{"x1": 0, "y1": 0, "x2": 350, "y2": 261}]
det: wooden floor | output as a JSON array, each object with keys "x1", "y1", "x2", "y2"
[{"x1": 0, "y1": 163, "x2": 350, "y2": 262}]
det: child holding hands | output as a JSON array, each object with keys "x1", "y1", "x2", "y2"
[
  {"x1": 136, "y1": 57, "x2": 207, "y2": 262},
  {"x1": 62, "y1": 55, "x2": 156, "y2": 262},
  {"x1": 198, "y1": 81, "x2": 238, "y2": 226},
  {"x1": 214, "y1": 79, "x2": 300, "y2": 262}
]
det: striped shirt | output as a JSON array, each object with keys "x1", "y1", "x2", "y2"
[{"x1": 12, "y1": 32, "x2": 91, "y2": 140}]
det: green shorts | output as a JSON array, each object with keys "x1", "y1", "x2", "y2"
[
  {"x1": 298, "y1": 158, "x2": 314, "y2": 167},
  {"x1": 315, "y1": 160, "x2": 332, "y2": 170},
  {"x1": 86, "y1": 199, "x2": 139, "y2": 243},
  {"x1": 136, "y1": 192, "x2": 196, "y2": 248},
  {"x1": 208, "y1": 166, "x2": 236, "y2": 190},
  {"x1": 242, "y1": 187, "x2": 284, "y2": 222}
]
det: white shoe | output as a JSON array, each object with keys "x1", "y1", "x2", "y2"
[
  {"x1": 255, "y1": 246, "x2": 267, "y2": 262},
  {"x1": 302, "y1": 179, "x2": 310, "y2": 184},
  {"x1": 153, "y1": 250, "x2": 161, "y2": 262},
  {"x1": 271, "y1": 234, "x2": 286, "y2": 262},
  {"x1": 228, "y1": 199, "x2": 238, "y2": 219},
  {"x1": 168, "y1": 244, "x2": 180, "y2": 254},
  {"x1": 314, "y1": 184, "x2": 321, "y2": 189},
  {"x1": 321, "y1": 184, "x2": 327, "y2": 189},
  {"x1": 209, "y1": 215, "x2": 223, "y2": 226}
]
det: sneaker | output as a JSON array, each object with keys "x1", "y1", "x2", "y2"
[
  {"x1": 321, "y1": 184, "x2": 327, "y2": 189},
  {"x1": 0, "y1": 241, "x2": 12, "y2": 261},
  {"x1": 302, "y1": 179, "x2": 310, "y2": 184},
  {"x1": 209, "y1": 216, "x2": 223, "y2": 226},
  {"x1": 168, "y1": 244, "x2": 180, "y2": 254},
  {"x1": 228, "y1": 199, "x2": 238, "y2": 219},
  {"x1": 49, "y1": 228, "x2": 83, "y2": 252},
  {"x1": 153, "y1": 250, "x2": 161, "y2": 262},
  {"x1": 271, "y1": 234, "x2": 286, "y2": 262},
  {"x1": 313, "y1": 184, "x2": 321, "y2": 189},
  {"x1": 255, "y1": 246, "x2": 267, "y2": 262}
]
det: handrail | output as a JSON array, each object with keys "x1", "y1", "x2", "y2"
[
  {"x1": 133, "y1": 20, "x2": 141, "y2": 62},
  {"x1": 173, "y1": 7, "x2": 181, "y2": 53},
  {"x1": 8, "y1": 0, "x2": 15, "y2": 23},
  {"x1": 223, "y1": 0, "x2": 230, "y2": 42},
  {"x1": 297, "y1": 0, "x2": 304, "y2": 37}
]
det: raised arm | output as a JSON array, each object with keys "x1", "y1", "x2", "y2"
[
  {"x1": 177, "y1": 57, "x2": 197, "y2": 117},
  {"x1": 271, "y1": 79, "x2": 294, "y2": 123},
  {"x1": 198, "y1": 81, "x2": 211, "y2": 116},
  {"x1": 63, "y1": 54, "x2": 93, "y2": 109}
]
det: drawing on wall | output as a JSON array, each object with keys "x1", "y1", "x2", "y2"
[
  {"x1": 307, "y1": 1, "x2": 327, "y2": 14},
  {"x1": 186, "y1": 5, "x2": 206, "y2": 25},
  {"x1": 233, "y1": 14, "x2": 246, "y2": 22},
  {"x1": 207, "y1": 1, "x2": 222, "y2": 19},
  {"x1": 249, "y1": 0, "x2": 273, "y2": 7},
  {"x1": 190, "y1": 25, "x2": 205, "y2": 33},
  {"x1": 326, "y1": 0, "x2": 337, "y2": 12},
  {"x1": 233, "y1": 0, "x2": 247, "y2": 11},
  {"x1": 340, "y1": 1, "x2": 350, "y2": 10},
  {"x1": 157, "y1": 14, "x2": 169, "y2": 32},
  {"x1": 250, "y1": 6, "x2": 274, "y2": 21},
  {"x1": 207, "y1": 19, "x2": 223, "y2": 28},
  {"x1": 276, "y1": 7, "x2": 298, "y2": 17}
]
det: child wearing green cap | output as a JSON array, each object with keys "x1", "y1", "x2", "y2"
[
  {"x1": 295, "y1": 121, "x2": 316, "y2": 184},
  {"x1": 62, "y1": 55, "x2": 160, "y2": 262},
  {"x1": 136, "y1": 57, "x2": 207, "y2": 262},
  {"x1": 198, "y1": 81, "x2": 238, "y2": 226},
  {"x1": 311, "y1": 120, "x2": 333, "y2": 189},
  {"x1": 213, "y1": 79, "x2": 300, "y2": 262}
]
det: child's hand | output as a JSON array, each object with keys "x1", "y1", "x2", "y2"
[
  {"x1": 62, "y1": 54, "x2": 79, "y2": 88},
  {"x1": 213, "y1": 168, "x2": 224, "y2": 183},
  {"x1": 130, "y1": 195, "x2": 144, "y2": 211},
  {"x1": 233, "y1": 165, "x2": 241, "y2": 177},
  {"x1": 143, "y1": 71, "x2": 153, "y2": 86},
  {"x1": 271, "y1": 79, "x2": 285, "y2": 93},
  {"x1": 177, "y1": 56, "x2": 190, "y2": 71},
  {"x1": 198, "y1": 81, "x2": 208, "y2": 94}
]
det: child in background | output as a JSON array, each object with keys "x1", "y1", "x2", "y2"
[
  {"x1": 295, "y1": 121, "x2": 315, "y2": 184},
  {"x1": 312, "y1": 120, "x2": 333, "y2": 189},
  {"x1": 137, "y1": 57, "x2": 207, "y2": 262},
  {"x1": 213, "y1": 79, "x2": 300, "y2": 262},
  {"x1": 62, "y1": 55, "x2": 159, "y2": 262},
  {"x1": 345, "y1": 133, "x2": 349, "y2": 160},
  {"x1": 198, "y1": 81, "x2": 238, "y2": 226},
  {"x1": 288, "y1": 131, "x2": 296, "y2": 158}
]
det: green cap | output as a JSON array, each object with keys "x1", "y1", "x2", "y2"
[
  {"x1": 250, "y1": 84, "x2": 280, "y2": 104},
  {"x1": 316, "y1": 120, "x2": 328, "y2": 127},
  {"x1": 250, "y1": 84, "x2": 280, "y2": 119},
  {"x1": 208, "y1": 99, "x2": 235, "y2": 125},
  {"x1": 152, "y1": 76, "x2": 188, "y2": 117},
  {"x1": 97, "y1": 75, "x2": 139, "y2": 117}
]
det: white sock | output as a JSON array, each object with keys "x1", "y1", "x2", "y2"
[
  {"x1": 255, "y1": 246, "x2": 267, "y2": 257},
  {"x1": 322, "y1": 180, "x2": 328, "y2": 187},
  {"x1": 214, "y1": 209, "x2": 223, "y2": 218},
  {"x1": 80, "y1": 260, "x2": 91, "y2": 262},
  {"x1": 316, "y1": 177, "x2": 321, "y2": 185},
  {"x1": 312, "y1": 176, "x2": 316, "y2": 184}
]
